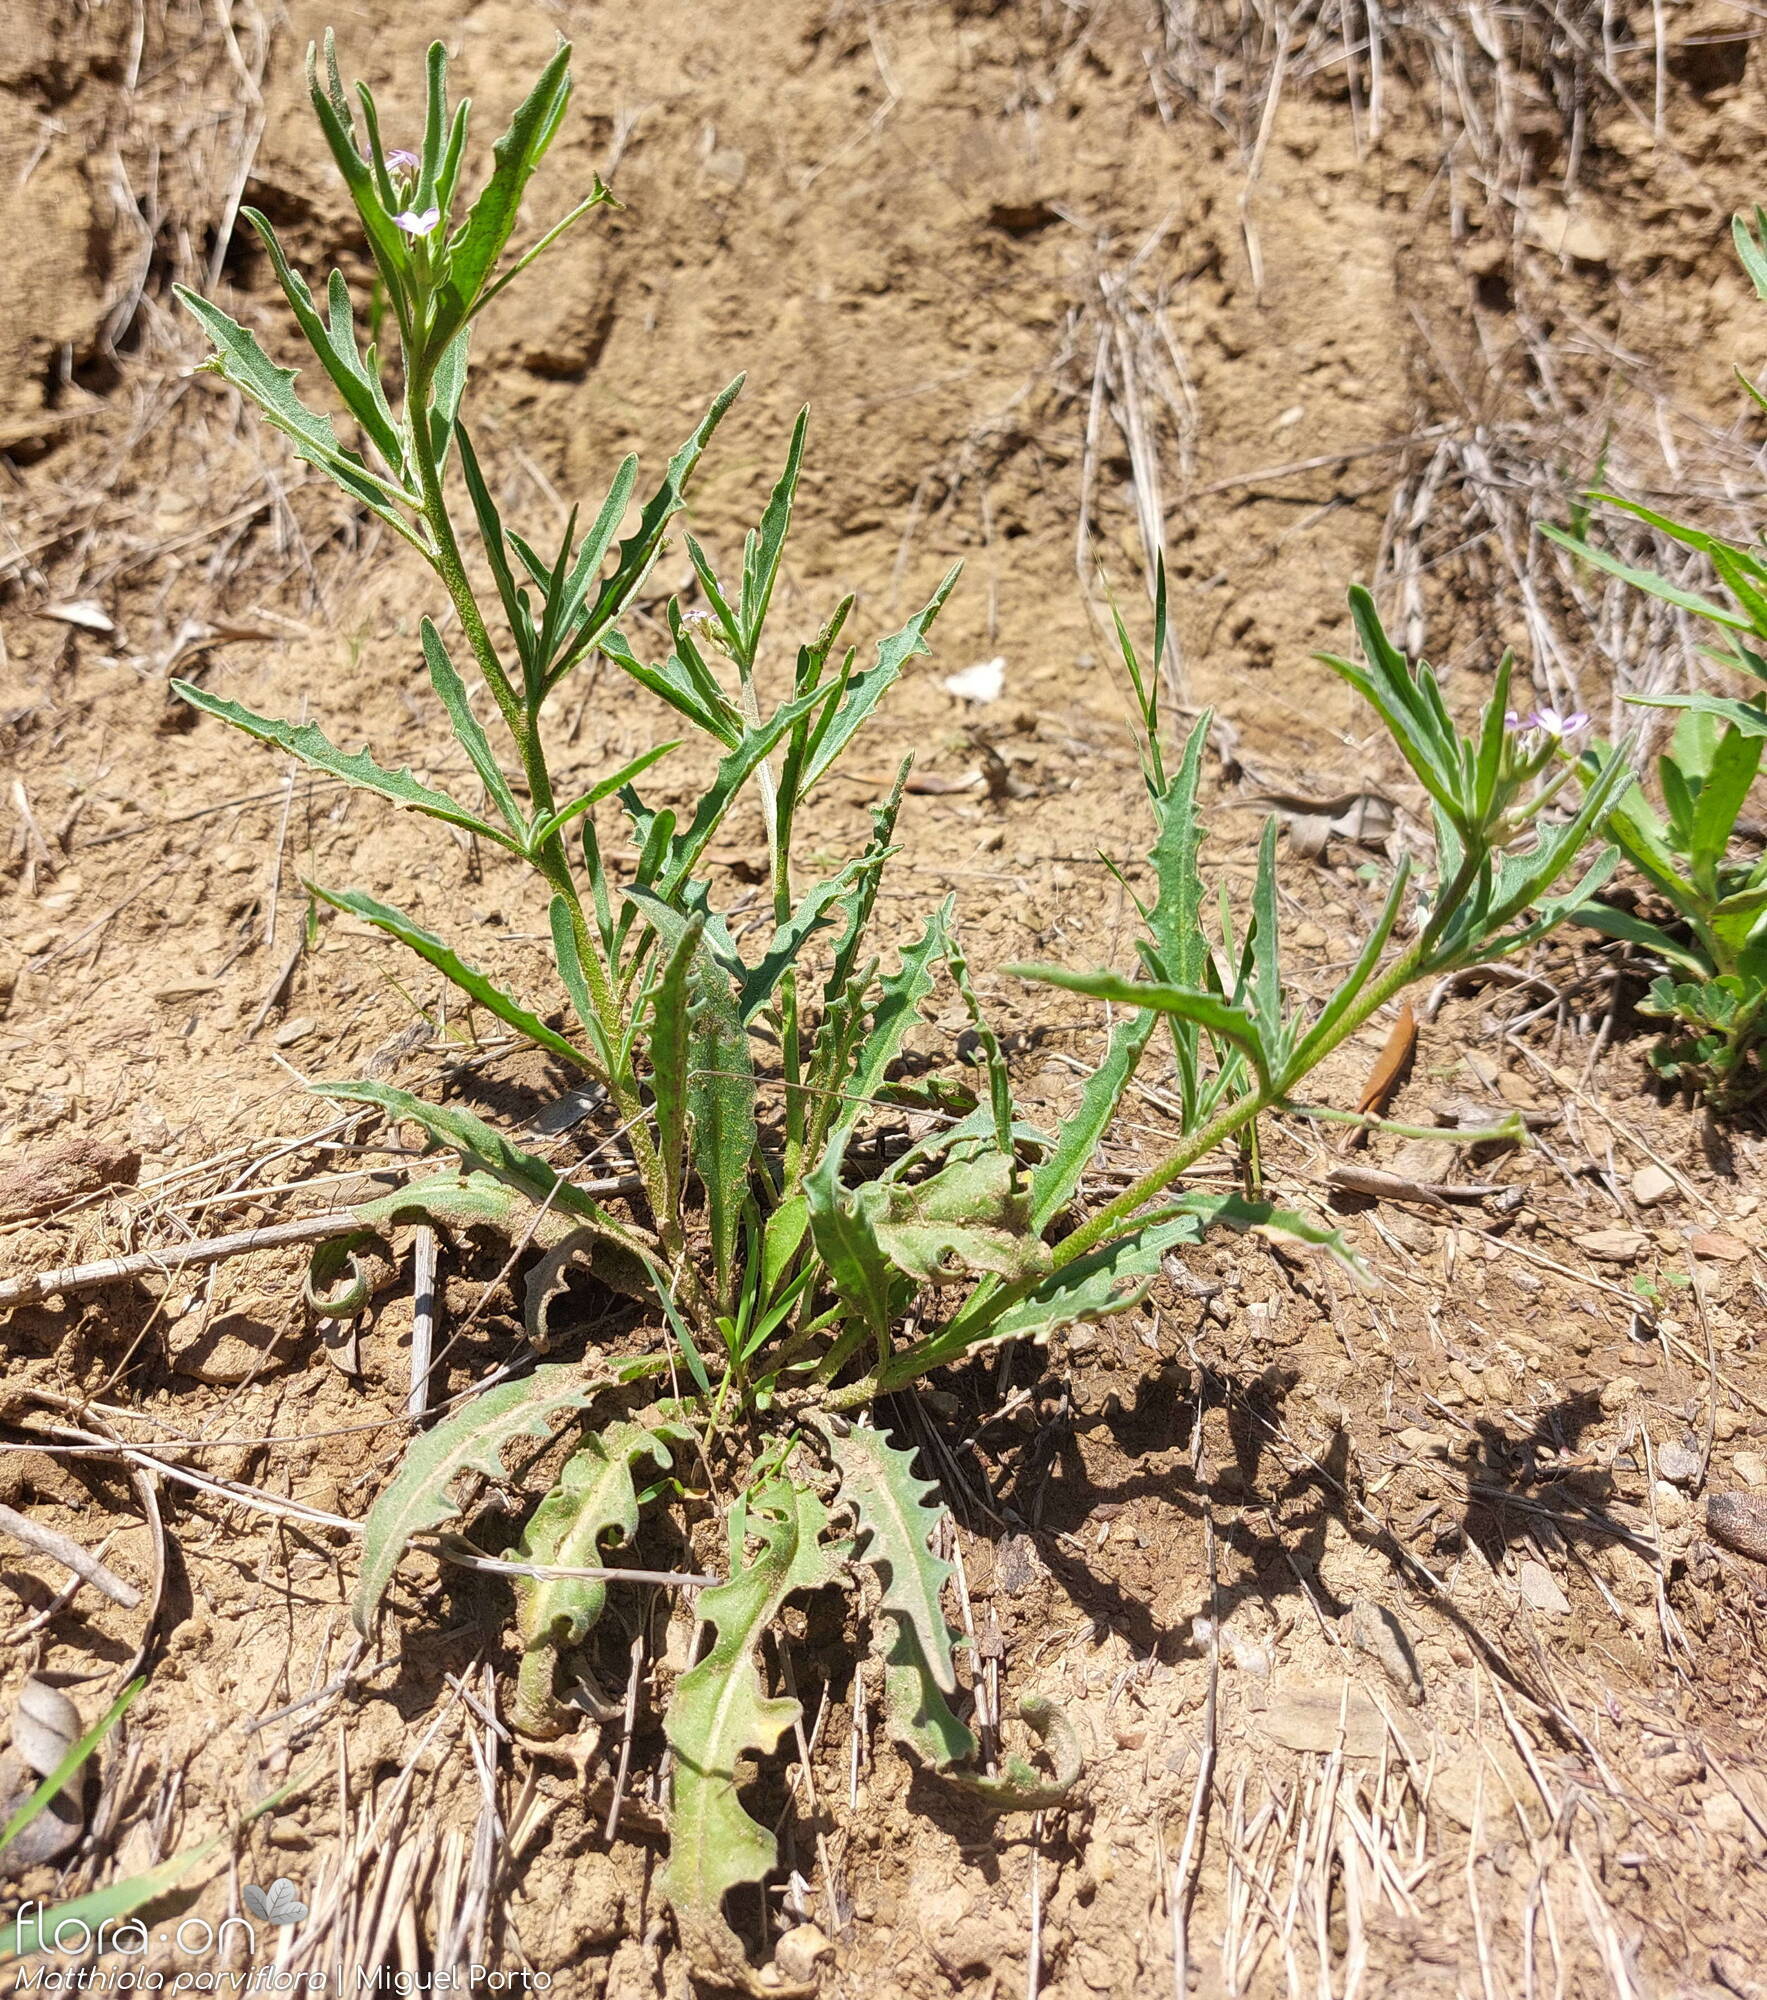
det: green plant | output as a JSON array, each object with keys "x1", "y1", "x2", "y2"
[
  {"x1": 1565, "y1": 709, "x2": 1767, "y2": 1107},
  {"x1": 1539, "y1": 208, "x2": 1767, "y2": 1108},
  {"x1": 173, "y1": 33, "x2": 1631, "y2": 1987}
]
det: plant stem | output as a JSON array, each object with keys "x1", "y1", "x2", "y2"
[
  {"x1": 405, "y1": 360, "x2": 684, "y2": 1281},
  {"x1": 408, "y1": 361, "x2": 525, "y2": 749},
  {"x1": 1051, "y1": 928, "x2": 1434, "y2": 1272}
]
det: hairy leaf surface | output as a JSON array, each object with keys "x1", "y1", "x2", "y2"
[
  {"x1": 355, "y1": 1364, "x2": 603, "y2": 1633},
  {"x1": 664, "y1": 1479, "x2": 839, "y2": 1984},
  {"x1": 818, "y1": 1420, "x2": 974, "y2": 1774},
  {"x1": 513, "y1": 1418, "x2": 681, "y2": 1737}
]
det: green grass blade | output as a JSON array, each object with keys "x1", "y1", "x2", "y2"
[{"x1": 1, "y1": 1678, "x2": 143, "y2": 1863}]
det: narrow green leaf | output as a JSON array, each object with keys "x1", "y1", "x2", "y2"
[
  {"x1": 527, "y1": 742, "x2": 681, "y2": 853},
  {"x1": 175, "y1": 287, "x2": 418, "y2": 533},
  {"x1": 1691, "y1": 725, "x2": 1764, "y2": 890},
  {"x1": 1011, "y1": 963, "x2": 1272, "y2": 1090},
  {"x1": 625, "y1": 893, "x2": 758, "y2": 1299},
  {"x1": 1630, "y1": 691, "x2": 1767, "y2": 738},
  {"x1": 803, "y1": 567, "x2": 962, "y2": 787},
  {"x1": 311, "y1": 1080, "x2": 644, "y2": 1247},
  {"x1": 741, "y1": 405, "x2": 809, "y2": 657},
  {"x1": 548, "y1": 895, "x2": 610, "y2": 1069},
  {"x1": 1, "y1": 1679, "x2": 142, "y2": 1863},
  {"x1": 1568, "y1": 901, "x2": 1714, "y2": 979},
  {"x1": 1029, "y1": 1010, "x2": 1157, "y2": 1232},
  {"x1": 426, "y1": 325, "x2": 472, "y2": 466},
  {"x1": 737, "y1": 860, "x2": 871, "y2": 1023},
  {"x1": 891, "y1": 1212, "x2": 1206, "y2": 1383},
  {"x1": 0, "y1": 1843, "x2": 220, "y2": 1963},
  {"x1": 1540, "y1": 523, "x2": 1751, "y2": 630},
  {"x1": 836, "y1": 901, "x2": 951, "y2": 1137},
  {"x1": 431, "y1": 41, "x2": 574, "y2": 342},
  {"x1": 601, "y1": 629, "x2": 743, "y2": 745},
  {"x1": 172, "y1": 683, "x2": 517, "y2": 850},
  {"x1": 419, "y1": 618, "x2": 523, "y2": 833},
  {"x1": 456, "y1": 425, "x2": 537, "y2": 673},
  {"x1": 241, "y1": 212, "x2": 405, "y2": 472},
  {"x1": 1282, "y1": 856, "x2": 1412, "y2": 1084},
  {"x1": 549, "y1": 378, "x2": 745, "y2": 687},
  {"x1": 804, "y1": 1134, "x2": 901, "y2": 1354},
  {"x1": 306, "y1": 882, "x2": 590, "y2": 1070}
]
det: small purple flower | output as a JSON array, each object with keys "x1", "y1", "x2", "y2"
[
  {"x1": 393, "y1": 206, "x2": 441, "y2": 239},
  {"x1": 386, "y1": 148, "x2": 421, "y2": 176},
  {"x1": 1505, "y1": 705, "x2": 1588, "y2": 740},
  {"x1": 1528, "y1": 706, "x2": 1589, "y2": 740}
]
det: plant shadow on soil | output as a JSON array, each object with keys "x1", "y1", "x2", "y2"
[{"x1": 911, "y1": 1336, "x2": 1641, "y2": 1735}]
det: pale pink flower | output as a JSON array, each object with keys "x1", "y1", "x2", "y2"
[{"x1": 393, "y1": 206, "x2": 441, "y2": 238}]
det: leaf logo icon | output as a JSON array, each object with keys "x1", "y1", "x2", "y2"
[{"x1": 242, "y1": 1880, "x2": 308, "y2": 1926}]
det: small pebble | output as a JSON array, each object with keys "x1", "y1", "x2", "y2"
[
  {"x1": 1655, "y1": 1749, "x2": 1703, "y2": 1787},
  {"x1": 1631, "y1": 1164, "x2": 1676, "y2": 1208},
  {"x1": 1708, "y1": 1489, "x2": 1767, "y2": 1562},
  {"x1": 1599, "y1": 1375, "x2": 1641, "y2": 1415},
  {"x1": 273, "y1": 1016, "x2": 317, "y2": 1048},
  {"x1": 1657, "y1": 1440, "x2": 1702, "y2": 1487},
  {"x1": 1690, "y1": 1231, "x2": 1751, "y2": 1263},
  {"x1": 1576, "y1": 1227, "x2": 1648, "y2": 1263},
  {"x1": 1729, "y1": 1451, "x2": 1767, "y2": 1489},
  {"x1": 1347, "y1": 1598, "x2": 1425, "y2": 1704},
  {"x1": 771, "y1": 1924, "x2": 832, "y2": 1985},
  {"x1": 1516, "y1": 1559, "x2": 1570, "y2": 1615}
]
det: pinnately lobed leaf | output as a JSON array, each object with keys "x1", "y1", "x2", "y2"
[
  {"x1": 355, "y1": 1362, "x2": 614, "y2": 1634},
  {"x1": 663, "y1": 1478, "x2": 839, "y2": 1989},
  {"x1": 513, "y1": 1418, "x2": 682, "y2": 1738},
  {"x1": 816, "y1": 1420, "x2": 975, "y2": 1770}
]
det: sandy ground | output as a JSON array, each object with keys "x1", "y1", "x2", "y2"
[{"x1": 4, "y1": 2, "x2": 1767, "y2": 1994}]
